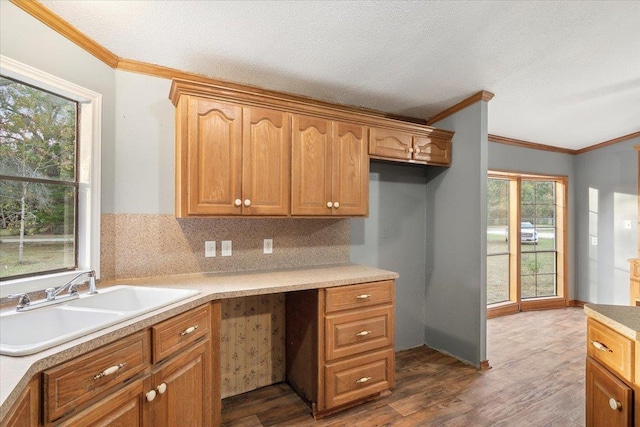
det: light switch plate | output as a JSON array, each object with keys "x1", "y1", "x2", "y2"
[
  {"x1": 205, "y1": 241, "x2": 216, "y2": 257},
  {"x1": 263, "y1": 239, "x2": 273, "y2": 254},
  {"x1": 625, "y1": 220, "x2": 633, "y2": 230},
  {"x1": 591, "y1": 236, "x2": 598, "y2": 246},
  {"x1": 222, "y1": 240, "x2": 232, "y2": 257}
]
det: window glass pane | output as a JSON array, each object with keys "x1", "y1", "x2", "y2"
[
  {"x1": 521, "y1": 275, "x2": 536, "y2": 299},
  {"x1": 487, "y1": 179, "x2": 509, "y2": 255},
  {"x1": 487, "y1": 254, "x2": 509, "y2": 304},
  {"x1": 535, "y1": 274, "x2": 556, "y2": 298},
  {"x1": 0, "y1": 76, "x2": 77, "y2": 181},
  {"x1": 521, "y1": 181, "x2": 534, "y2": 204},
  {"x1": 0, "y1": 180, "x2": 76, "y2": 278},
  {"x1": 535, "y1": 181, "x2": 554, "y2": 204}
]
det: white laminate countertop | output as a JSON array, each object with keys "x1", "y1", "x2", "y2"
[
  {"x1": 0, "y1": 263, "x2": 398, "y2": 421},
  {"x1": 584, "y1": 304, "x2": 640, "y2": 341}
]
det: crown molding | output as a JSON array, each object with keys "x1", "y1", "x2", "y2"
[
  {"x1": 426, "y1": 90, "x2": 494, "y2": 126},
  {"x1": 488, "y1": 134, "x2": 577, "y2": 155},
  {"x1": 10, "y1": 0, "x2": 119, "y2": 68},
  {"x1": 574, "y1": 131, "x2": 640, "y2": 155}
]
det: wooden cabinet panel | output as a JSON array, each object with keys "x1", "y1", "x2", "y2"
[
  {"x1": 586, "y1": 357, "x2": 633, "y2": 427},
  {"x1": 185, "y1": 98, "x2": 243, "y2": 216},
  {"x1": 242, "y1": 107, "x2": 290, "y2": 215},
  {"x1": 414, "y1": 136, "x2": 451, "y2": 165},
  {"x1": 369, "y1": 128, "x2": 412, "y2": 160},
  {"x1": 325, "y1": 305, "x2": 393, "y2": 361},
  {"x1": 331, "y1": 122, "x2": 368, "y2": 216},
  {"x1": 587, "y1": 318, "x2": 634, "y2": 383},
  {"x1": 44, "y1": 330, "x2": 150, "y2": 423},
  {"x1": 291, "y1": 115, "x2": 332, "y2": 216},
  {"x1": 60, "y1": 379, "x2": 144, "y2": 427},
  {"x1": 152, "y1": 304, "x2": 211, "y2": 363},
  {"x1": 2, "y1": 376, "x2": 39, "y2": 427},
  {"x1": 324, "y1": 348, "x2": 394, "y2": 410},
  {"x1": 146, "y1": 339, "x2": 212, "y2": 427},
  {"x1": 325, "y1": 280, "x2": 394, "y2": 313}
]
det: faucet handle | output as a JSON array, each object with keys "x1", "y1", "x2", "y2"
[{"x1": 7, "y1": 293, "x2": 31, "y2": 310}]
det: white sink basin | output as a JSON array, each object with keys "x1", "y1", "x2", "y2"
[{"x1": 0, "y1": 286, "x2": 199, "y2": 356}]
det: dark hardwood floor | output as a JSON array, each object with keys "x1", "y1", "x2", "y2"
[{"x1": 221, "y1": 307, "x2": 586, "y2": 427}]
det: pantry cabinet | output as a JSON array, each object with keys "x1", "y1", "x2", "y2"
[
  {"x1": 175, "y1": 97, "x2": 290, "y2": 217},
  {"x1": 291, "y1": 115, "x2": 368, "y2": 216},
  {"x1": 285, "y1": 280, "x2": 395, "y2": 418}
]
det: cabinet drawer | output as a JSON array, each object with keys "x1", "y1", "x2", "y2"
[
  {"x1": 587, "y1": 318, "x2": 634, "y2": 383},
  {"x1": 325, "y1": 281, "x2": 394, "y2": 313},
  {"x1": 326, "y1": 305, "x2": 393, "y2": 361},
  {"x1": 43, "y1": 330, "x2": 150, "y2": 423},
  {"x1": 324, "y1": 348, "x2": 394, "y2": 410},
  {"x1": 152, "y1": 304, "x2": 210, "y2": 363}
]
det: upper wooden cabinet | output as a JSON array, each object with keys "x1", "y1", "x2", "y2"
[
  {"x1": 369, "y1": 127, "x2": 451, "y2": 166},
  {"x1": 175, "y1": 97, "x2": 290, "y2": 217},
  {"x1": 170, "y1": 78, "x2": 453, "y2": 217},
  {"x1": 291, "y1": 116, "x2": 368, "y2": 216}
]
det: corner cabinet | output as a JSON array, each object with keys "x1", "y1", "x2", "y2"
[
  {"x1": 175, "y1": 97, "x2": 290, "y2": 217},
  {"x1": 285, "y1": 280, "x2": 395, "y2": 419},
  {"x1": 169, "y1": 79, "x2": 453, "y2": 218},
  {"x1": 291, "y1": 115, "x2": 368, "y2": 216}
]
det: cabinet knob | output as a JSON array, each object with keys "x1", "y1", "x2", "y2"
[
  {"x1": 244, "y1": 199, "x2": 251, "y2": 207},
  {"x1": 234, "y1": 199, "x2": 242, "y2": 207},
  {"x1": 408, "y1": 147, "x2": 414, "y2": 153},
  {"x1": 146, "y1": 390, "x2": 157, "y2": 402},
  {"x1": 157, "y1": 382, "x2": 167, "y2": 395},
  {"x1": 415, "y1": 148, "x2": 421, "y2": 154},
  {"x1": 327, "y1": 202, "x2": 333, "y2": 208},
  {"x1": 355, "y1": 376, "x2": 372, "y2": 384},
  {"x1": 333, "y1": 202, "x2": 339, "y2": 209},
  {"x1": 609, "y1": 398, "x2": 622, "y2": 411}
]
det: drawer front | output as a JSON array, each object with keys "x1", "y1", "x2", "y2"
[
  {"x1": 630, "y1": 259, "x2": 640, "y2": 280},
  {"x1": 324, "y1": 348, "x2": 394, "y2": 410},
  {"x1": 587, "y1": 318, "x2": 634, "y2": 383},
  {"x1": 325, "y1": 280, "x2": 394, "y2": 313},
  {"x1": 44, "y1": 330, "x2": 150, "y2": 423},
  {"x1": 326, "y1": 305, "x2": 394, "y2": 361},
  {"x1": 152, "y1": 304, "x2": 210, "y2": 363}
]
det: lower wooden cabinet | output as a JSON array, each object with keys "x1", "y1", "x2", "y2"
[
  {"x1": 1, "y1": 376, "x2": 39, "y2": 427},
  {"x1": 285, "y1": 280, "x2": 395, "y2": 418},
  {"x1": 586, "y1": 356, "x2": 633, "y2": 427}
]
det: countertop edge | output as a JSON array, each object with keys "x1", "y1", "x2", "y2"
[
  {"x1": 584, "y1": 304, "x2": 640, "y2": 341},
  {"x1": 0, "y1": 264, "x2": 398, "y2": 421}
]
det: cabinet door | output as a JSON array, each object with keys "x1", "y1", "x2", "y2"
[
  {"x1": 186, "y1": 98, "x2": 242, "y2": 216},
  {"x1": 586, "y1": 357, "x2": 633, "y2": 427},
  {"x1": 242, "y1": 107, "x2": 290, "y2": 215},
  {"x1": 413, "y1": 135, "x2": 451, "y2": 166},
  {"x1": 60, "y1": 380, "x2": 144, "y2": 427},
  {"x1": 146, "y1": 340, "x2": 212, "y2": 427},
  {"x1": 368, "y1": 128, "x2": 413, "y2": 160},
  {"x1": 331, "y1": 122, "x2": 368, "y2": 216},
  {"x1": 3, "y1": 377, "x2": 39, "y2": 427},
  {"x1": 291, "y1": 115, "x2": 332, "y2": 216}
]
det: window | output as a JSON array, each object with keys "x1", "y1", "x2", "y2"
[
  {"x1": 487, "y1": 171, "x2": 567, "y2": 316},
  {"x1": 0, "y1": 55, "x2": 101, "y2": 295}
]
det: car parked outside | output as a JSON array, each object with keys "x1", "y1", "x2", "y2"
[{"x1": 505, "y1": 221, "x2": 539, "y2": 243}]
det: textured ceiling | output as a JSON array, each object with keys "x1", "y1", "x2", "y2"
[{"x1": 42, "y1": 0, "x2": 640, "y2": 150}]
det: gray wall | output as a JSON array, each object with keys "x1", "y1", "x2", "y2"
[
  {"x1": 575, "y1": 138, "x2": 639, "y2": 304},
  {"x1": 487, "y1": 141, "x2": 577, "y2": 300},
  {"x1": 350, "y1": 161, "x2": 428, "y2": 351},
  {"x1": 425, "y1": 101, "x2": 489, "y2": 367}
]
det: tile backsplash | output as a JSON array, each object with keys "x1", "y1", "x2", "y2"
[{"x1": 100, "y1": 214, "x2": 350, "y2": 281}]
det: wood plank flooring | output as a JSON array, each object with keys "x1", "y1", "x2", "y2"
[{"x1": 221, "y1": 307, "x2": 586, "y2": 426}]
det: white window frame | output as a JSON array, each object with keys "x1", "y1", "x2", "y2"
[{"x1": 0, "y1": 55, "x2": 101, "y2": 297}]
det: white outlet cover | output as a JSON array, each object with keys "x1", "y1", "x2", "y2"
[
  {"x1": 264, "y1": 239, "x2": 273, "y2": 254},
  {"x1": 624, "y1": 220, "x2": 633, "y2": 230},
  {"x1": 222, "y1": 240, "x2": 232, "y2": 256},
  {"x1": 591, "y1": 236, "x2": 598, "y2": 246},
  {"x1": 205, "y1": 241, "x2": 216, "y2": 257}
]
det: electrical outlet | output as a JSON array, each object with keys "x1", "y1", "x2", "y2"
[
  {"x1": 221, "y1": 240, "x2": 232, "y2": 256},
  {"x1": 625, "y1": 220, "x2": 633, "y2": 230},
  {"x1": 591, "y1": 236, "x2": 598, "y2": 246},
  {"x1": 205, "y1": 241, "x2": 216, "y2": 257},
  {"x1": 263, "y1": 238, "x2": 273, "y2": 254}
]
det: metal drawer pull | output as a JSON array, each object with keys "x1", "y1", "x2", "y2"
[
  {"x1": 356, "y1": 330, "x2": 372, "y2": 337},
  {"x1": 93, "y1": 363, "x2": 125, "y2": 380},
  {"x1": 180, "y1": 325, "x2": 199, "y2": 336},
  {"x1": 355, "y1": 377, "x2": 372, "y2": 384},
  {"x1": 355, "y1": 294, "x2": 371, "y2": 300},
  {"x1": 590, "y1": 340, "x2": 613, "y2": 352},
  {"x1": 609, "y1": 398, "x2": 622, "y2": 411}
]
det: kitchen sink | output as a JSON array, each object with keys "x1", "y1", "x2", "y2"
[{"x1": 0, "y1": 286, "x2": 199, "y2": 356}]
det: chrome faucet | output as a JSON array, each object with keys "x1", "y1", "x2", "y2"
[
  {"x1": 8, "y1": 270, "x2": 98, "y2": 312},
  {"x1": 45, "y1": 270, "x2": 98, "y2": 301}
]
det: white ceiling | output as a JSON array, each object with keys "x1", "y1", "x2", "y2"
[{"x1": 42, "y1": 0, "x2": 640, "y2": 150}]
